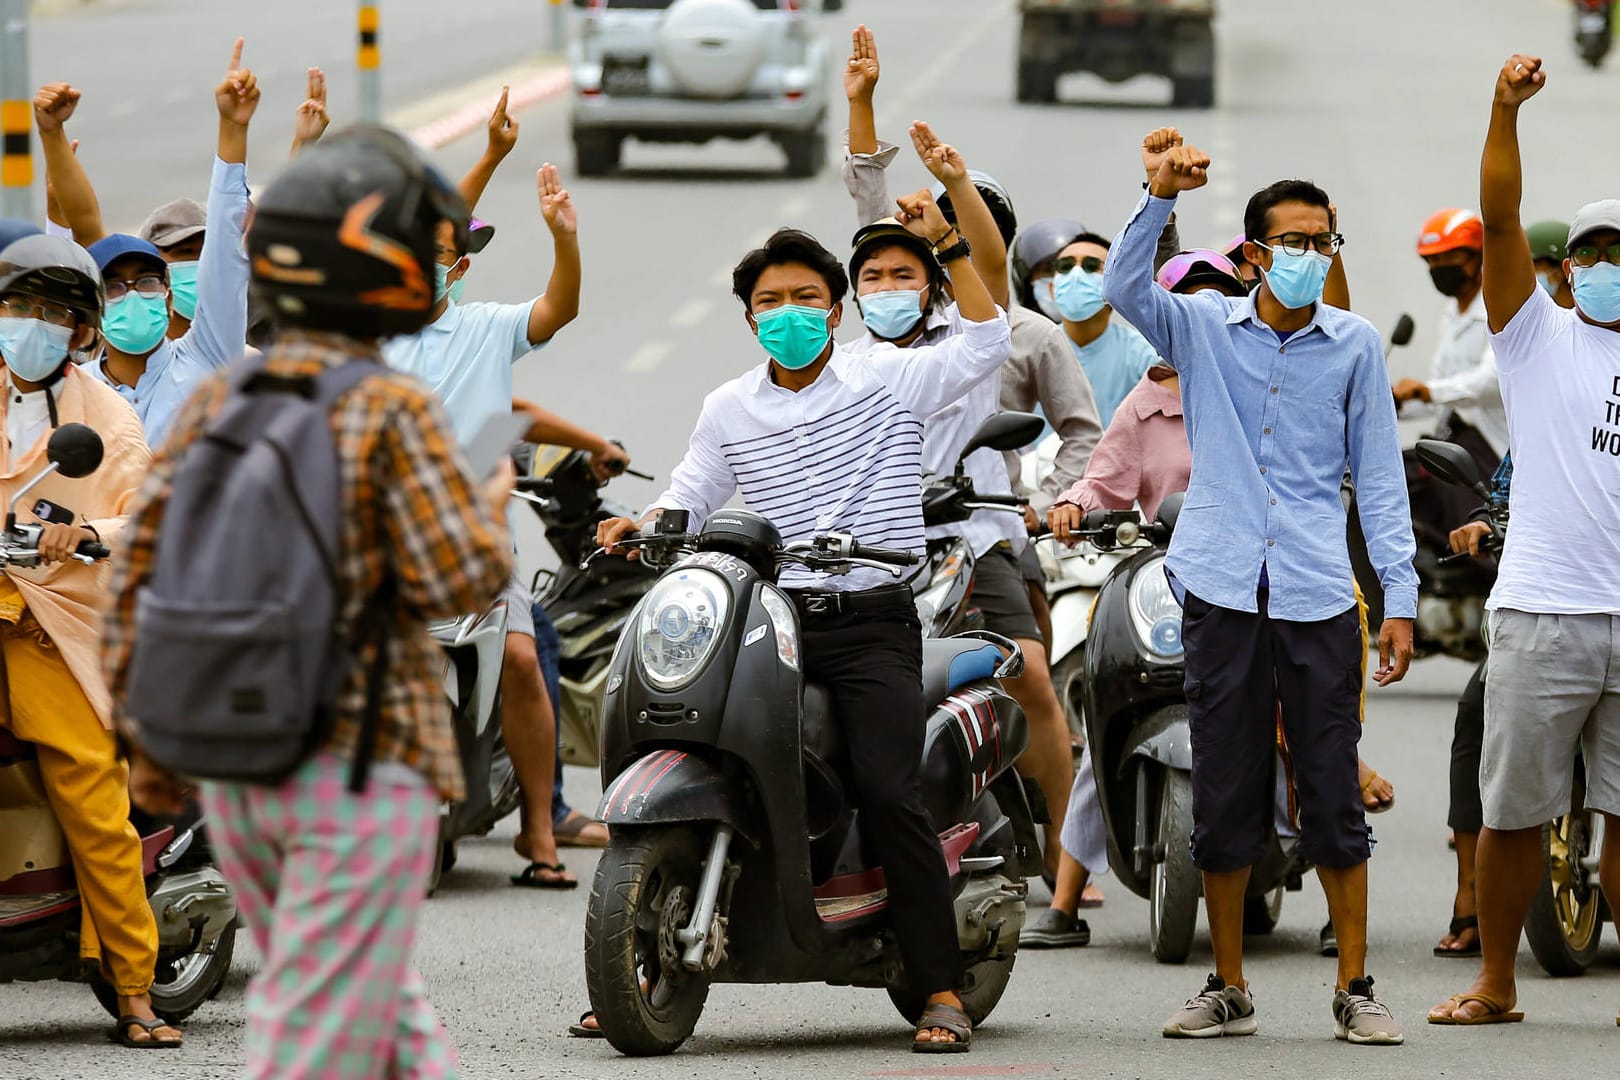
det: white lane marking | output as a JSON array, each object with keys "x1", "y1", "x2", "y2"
[
  {"x1": 886, "y1": 0, "x2": 1014, "y2": 117},
  {"x1": 670, "y1": 299, "x2": 714, "y2": 330},
  {"x1": 624, "y1": 342, "x2": 673, "y2": 373},
  {"x1": 401, "y1": 64, "x2": 571, "y2": 151}
]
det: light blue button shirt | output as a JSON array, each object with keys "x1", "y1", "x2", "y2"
[
  {"x1": 1067, "y1": 319, "x2": 1159, "y2": 428},
  {"x1": 1103, "y1": 193, "x2": 1417, "y2": 622},
  {"x1": 90, "y1": 157, "x2": 251, "y2": 448},
  {"x1": 380, "y1": 298, "x2": 538, "y2": 449}
]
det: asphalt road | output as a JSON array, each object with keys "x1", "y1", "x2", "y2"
[{"x1": 7, "y1": 0, "x2": 1620, "y2": 1077}]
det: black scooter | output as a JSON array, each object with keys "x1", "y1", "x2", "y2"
[
  {"x1": 519, "y1": 444, "x2": 657, "y2": 768},
  {"x1": 1416, "y1": 438, "x2": 1612, "y2": 977},
  {"x1": 1577, "y1": 0, "x2": 1613, "y2": 68},
  {"x1": 1078, "y1": 495, "x2": 1311, "y2": 963},
  {"x1": 584, "y1": 511, "x2": 1042, "y2": 1056}
]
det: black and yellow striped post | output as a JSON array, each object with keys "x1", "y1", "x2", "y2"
[
  {"x1": 0, "y1": 0, "x2": 31, "y2": 220},
  {"x1": 357, "y1": 2, "x2": 381, "y2": 123}
]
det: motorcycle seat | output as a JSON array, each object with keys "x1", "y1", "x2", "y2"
[{"x1": 921, "y1": 638, "x2": 1004, "y2": 704}]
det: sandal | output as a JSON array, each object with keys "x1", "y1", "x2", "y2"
[
  {"x1": 1434, "y1": 914, "x2": 1481, "y2": 958},
  {"x1": 110, "y1": 1015, "x2": 183, "y2": 1049},
  {"x1": 1020, "y1": 907, "x2": 1091, "y2": 949},
  {"x1": 568, "y1": 1010, "x2": 604, "y2": 1038},
  {"x1": 1428, "y1": 992, "x2": 1524, "y2": 1025},
  {"x1": 1359, "y1": 768, "x2": 1395, "y2": 814},
  {"x1": 555, "y1": 811, "x2": 609, "y2": 849},
  {"x1": 511, "y1": 861, "x2": 579, "y2": 889},
  {"x1": 912, "y1": 1001, "x2": 972, "y2": 1054}
]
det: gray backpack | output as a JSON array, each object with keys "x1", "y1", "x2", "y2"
[{"x1": 125, "y1": 357, "x2": 389, "y2": 790}]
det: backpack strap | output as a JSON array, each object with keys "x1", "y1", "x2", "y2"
[
  {"x1": 313, "y1": 359, "x2": 385, "y2": 409},
  {"x1": 347, "y1": 572, "x2": 395, "y2": 795}
]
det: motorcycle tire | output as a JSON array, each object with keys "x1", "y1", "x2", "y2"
[
  {"x1": 1149, "y1": 770, "x2": 1199, "y2": 964},
  {"x1": 1050, "y1": 648, "x2": 1087, "y2": 748},
  {"x1": 94, "y1": 918, "x2": 237, "y2": 1025},
  {"x1": 584, "y1": 826, "x2": 713, "y2": 1056},
  {"x1": 1525, "y1": 813, "x2": 1605, "y2": 977},
  {"x1": 887, "y1": 954, "x2": 1017, "y2": 1030},
  {"x1": 1242, "y1": 886, "x2": 1284, "y2": 935}
]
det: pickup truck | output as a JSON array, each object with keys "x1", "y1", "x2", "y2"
[{"x1": 1016, "y1": 0, "x2": 1216, "y2": 108}]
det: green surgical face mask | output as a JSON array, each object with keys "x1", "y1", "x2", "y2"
[
  {"x1": 434, "y1": 262, "x2": 466, "y2": 305},
  {"x1": 103, "y1": 292, "x2": 170, "y2": 355},
  {"x1": 754, "y1": 304, "x2": 831, "y2": 370},
  {"x1": 167, "y1": 260, "x2": 199, "y2": 320}
]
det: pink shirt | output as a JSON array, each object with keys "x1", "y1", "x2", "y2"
[{"x1": 1054, "y1": 366, "x2": 1188, "y2": 523}]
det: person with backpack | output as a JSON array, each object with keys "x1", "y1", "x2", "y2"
[
  {"x1": 105, "y1": 126, "x2": 514, "y2": 1076},
  {"x1": 0, "y1": 233, "x2": 162, "y2": 1047}
]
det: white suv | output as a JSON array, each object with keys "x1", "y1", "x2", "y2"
[{"x1": 569, "y1": 0, "x2": 831, "y2": 177}]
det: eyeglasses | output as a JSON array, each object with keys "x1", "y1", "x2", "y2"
[
  {"x1": 1570, "y1": 243, "x2": 1620, "y2": 268},
  {"x1": 0, "y1": 295, "x2": 76, "y2": 327},
  {"x1": 104, "y1": 275, "x2": 169, "y2": 303},
  {"x1": 1054, "y1": 255, "x2": 1104, "y2": 275},
  {"x1": 1260, "y1": 232, "x2": 1345, "y2": 257}
]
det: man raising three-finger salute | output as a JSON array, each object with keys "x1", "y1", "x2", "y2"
[{"x1": 1103, "y1": 142, "x2": 1417, "y2": 1045}]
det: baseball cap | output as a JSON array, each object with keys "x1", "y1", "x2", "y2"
[
  {"x1": 1525, "y1": 220, "x2": 1569, "y2": 263},
  {"x1": 467, "y1": 217, "x2": 494, "y2": 254},
  {"x1": 88, "y1": 233, "x2": 167, "y2": 275},
  {"x1": 138, "y1": 198, "x2": 207, "y2": 248},
  {"x1": 1568, "y1": 200, "x2": 1620, "y2": 248},
  {"x1": 0, "y1": 218, "x2": 43, "y2": 251}
]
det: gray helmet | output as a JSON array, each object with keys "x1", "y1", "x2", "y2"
[
  {"x1": 0, "y1": 234, "x2": 105, "y2": 329},
  {"x1": 1010, "y1": 217, "x2": 1087, "y2": 311},
  {"x1": 932, "y1": 170, "x2": 1018, "y2": 249}
]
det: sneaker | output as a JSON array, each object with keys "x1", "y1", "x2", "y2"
[
  {"x1": 1162, "y1": 973, "x2": 1258, "y2": 1038},
  {"x1": 1020, "y1": 907, "x2": 1091, "y2": 949},
  {"x1": 1333, "y1": 976, "x2": 1405, "y2": 1046}
]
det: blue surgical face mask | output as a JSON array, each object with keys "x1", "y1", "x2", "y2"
[
  {"x1": 859, "y1": 288, "x2": 925, "y2": 340},
  {"x1": 102, "y1": 292, "x2": 170, "y2": 355},
  {"x1": 434, "y1": 262, "x2": 466, "y2": 305},
  {"x1": 167, "y1": 260, "x2": 199, "y2": 320},
  {"x1": 1053, "y1": 268, "x2": 1107, "y2": 322},
  {"x1": 754, "y1": 304, "x2": 832, "y2": 371},
  {"x1": 0, "y1": 317, "x2": 73, "y2": 383},
  {"x1": 1538, "y1": 269, "x2": 1564, "y2": 297},
  {"x1": 1257, "y1": 244, "x2": 1331, "y2": 310},
  {"x1": 1032, "y1": 277, "x2": 1063, "y2": 322},
  {"x1": 1572, "y1": 262, "x2": 1620, "y2": 325}
]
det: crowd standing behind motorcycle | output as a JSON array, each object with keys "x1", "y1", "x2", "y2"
[{"x1": 0, "y1": 13, "x2": 1610, "y2": 1077}]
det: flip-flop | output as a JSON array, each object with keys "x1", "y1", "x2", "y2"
[
  {"x1": 912, "y1": 1001, "x2": 972, "y2": 1054},
  {"x1": 555, "y1": 811, "x2": 609, "y2": 849},
  {"x1": 511, "y1": 861, "x2": 579, "y2": 889},
  {"x1": 1428, "y1": 992, "x2": 1524, "y2": 1025},
  {"x1": 110, "y1": 1015, "x2": 183, "y2": 1049},
  {"x1": 568, "y1": 1011, "x2": 604, "y2": 1038},
  {"x1": 1434, "y1": 915, "x2": 1481, "y2": 958}
]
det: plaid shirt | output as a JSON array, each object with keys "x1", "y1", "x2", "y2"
[{"x1": 104, "y1": 330, "x2": 512, "y2": 799}]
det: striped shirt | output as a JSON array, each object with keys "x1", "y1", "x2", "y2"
[{"x1": 651, "y1": 314, "x2": 1012, "y2": 590}]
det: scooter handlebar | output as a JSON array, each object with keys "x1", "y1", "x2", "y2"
[{"x1": 848, "y1": 541, "x2": 920, "y2": 567}]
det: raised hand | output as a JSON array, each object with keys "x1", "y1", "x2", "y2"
[
  {"x1": 1494, "y1": 53, "x2": 1546, "y2": 108},
  {"x1": 487, "y1": 85, "x2": 519, "y2": 159},
  {"x1": 910, "y1": 121, "x2": 966, "y2": 186},
  {"x1": 1149, "y1": 145, "x2": 1210, "y2": 199},
  {"x1": 844, "y1": 24, "x2": 880, "y2": 103},
  {"x1": 292, "y1": 67, "x2": 329, "y2": 146},
  {"x1": 33, "y1": 83, "x2": 80, "y2": 135},
  {"x1": 216, "y1": 37, "x2": 260, "y2": 126},
  {"x1": 1141, "y1": 126, "x2": 1182, "y2": 180},
  {"x1": 538, "y1": 163, "x2": 576, "y2": 237},
  {"x1": 895, "y1": 188, "x2": 950, "y2": 243},
  {"x1": 45, "y1": 137, "x2": 78, "y2": 224}
]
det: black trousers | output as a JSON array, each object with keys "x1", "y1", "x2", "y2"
[
  {"x1": 1449, "y1": 659, "x2": 1487, "y2": 834},
  {"x1": 1182, "y1": 588, "x2": 1370, "y2": 872},
  {"x1": 798, "y1": 599, "x2": 961, "y2": 997}
]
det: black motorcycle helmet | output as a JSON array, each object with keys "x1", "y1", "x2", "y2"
[
  {"x1": 932, "y1": 170, "x2": 1018, "y2": 249},
  {"x1": 248, "y1": 124, "x2": 468, "y2": 339},
  {"x1": 699, "y1": 509, "x2": 782, "y2": 579},
  {"x1": 1010, "y1": 217, "x2": 1088, "y2": 312},
  {"x1": 0, "y1": 234, "x2": 105, "y2": 330}
]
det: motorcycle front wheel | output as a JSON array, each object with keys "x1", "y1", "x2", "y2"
[
  {"x1": 1149, "y1": 770, "x2": 1199, "y2": 964},
  {"x1": 1525, "y1": 811, "x2": 1606, "y2": 976},
  {"x1": 95, "y1": 918, "x2": 237, "y2": 1024},
  {"x1": 584, "y1": 826, "x2": 712, "y2": 1056}
]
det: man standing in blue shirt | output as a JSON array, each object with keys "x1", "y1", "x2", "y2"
[{"x1": 1105, "y1": 145, "x2": 1417, "y2": 1045}]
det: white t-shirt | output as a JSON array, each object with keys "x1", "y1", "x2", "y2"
[{"x1": 1488, "y1": 286, "x2": 1620, "y2": 614}]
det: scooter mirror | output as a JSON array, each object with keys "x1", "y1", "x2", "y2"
[
  {"x1": 1389, "y1": 313, "x2": 1415, "y2": 349},
  {"x1": 45, "y1": 423, "x2": 104, "y2": 479},
  {"x1": 1414, "y1": 438, "x2": 1486, "y2": 496},
  {"x1": 1155, "y1": 491, "x2": 1185, "y2": 537},
  {"x1": 655, "y1": 509, "x2": 690, "y2": 535},
  {"x1": 957, "y1": 412, "x2": 1046, "y2": 464}
]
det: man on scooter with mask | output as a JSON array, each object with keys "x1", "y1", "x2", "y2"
[
  {"x1": 0, "y1": 235, "x2": 162, "y2": 1046},
  {"x1": 597, "y1": 200, "x2": 1010, "y2": 1052}
]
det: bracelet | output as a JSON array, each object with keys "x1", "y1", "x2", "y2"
[
  {"x1": 929, "y1": 227, "x2": 960, "y2": 251},
  {"x1": 935, "y1": 237, "x2": 972, "y2": 264}
]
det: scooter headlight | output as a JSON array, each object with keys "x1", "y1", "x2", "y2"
[
  {"x1": 638, "y1": 568, "x2": 730, "y2": 689},
  {"x1": 1128, "y1": 554, "x2": 1184, "y2": 659}
]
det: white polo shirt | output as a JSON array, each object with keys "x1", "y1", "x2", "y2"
[
  {"x1": 381, "y1": 298, "x2": 539, "y2": 449},
  {"x1": 1424, "y1": 291, "x2": 1510, "y2": 457}
]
